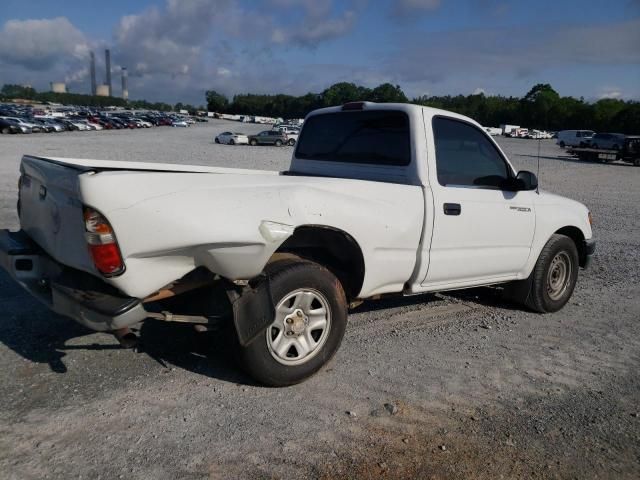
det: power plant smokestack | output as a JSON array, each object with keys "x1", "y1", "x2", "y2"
[
  {"x1": 121, "y1": 67, "x2": 128, "y2": 100},
  {"x1": 89, "y1": 51, "x2": 97, "y2": 95},
  {"x1": 105, "y1": 49, "x2": 112, "y2": 96}
]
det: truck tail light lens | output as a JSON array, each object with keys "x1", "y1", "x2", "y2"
[{"x1": 83, "y1": 207, "x2": 125, "y2": 276}]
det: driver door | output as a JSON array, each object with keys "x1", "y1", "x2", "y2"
[{"x1": 422, "y1": 116, "x2": 535, "y2": 287}]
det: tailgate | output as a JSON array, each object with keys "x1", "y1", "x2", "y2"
[{"x1": 19, "y1": 156, "x2": 95, "y2": 274}]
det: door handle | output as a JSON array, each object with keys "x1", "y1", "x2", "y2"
[{"x1": 443, "y1": 203, "x2": 461, "y2": 216}]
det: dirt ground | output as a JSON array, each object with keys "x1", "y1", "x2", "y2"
[{"x1": 0, "y1": 122, "x2": 638, "y2": 479}]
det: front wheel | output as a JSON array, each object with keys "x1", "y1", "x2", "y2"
[
  {"x1": 559, "y1": 141, "x2": 566, "y2": 148},
  {"x1": 229, "y1": 139, "x2": 235, "y2": 145},
  {"x1": 288, "y1": 138, "x2": 296, "y2": 146},
  {"x1": 215, "y1": 137, "x2": 220, "y2": 144},
  {"x1": 275, "y1": 139, "x2": 283, "y2": 147},
  {"x1": 507, "y1": 234, "x2": 579, "y2": 313},
  {"x1": 250, "y1": 139, "x2": 258, "y2": 146},
  {"x1": 239, "y1": 260, "x2": 348, "y2": 386}
]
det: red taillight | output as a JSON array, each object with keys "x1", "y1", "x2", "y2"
[{"x1": 83, "y1": 207, "x2": 124, "y2": 276}]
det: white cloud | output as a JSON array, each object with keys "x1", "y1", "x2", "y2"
[
  {"x1": 386, "y1": 20, "x2": 640, "y2": 86},
  {"x1": 473, "y1": 87, "x2": 486, "y2": 95},
  {"x1": 598, "y1": 88, "x2": 623, "y2": 99},
  {"x1": 273, "y1": 10, "x2": 357, "y2": 46},
  {"x1": 0, "y1": 17, "x2": 90, "y2": 70}
]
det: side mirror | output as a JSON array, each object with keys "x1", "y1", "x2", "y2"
[{"x1": 515, "y1": 170, "x2": 538, "y2": 191}]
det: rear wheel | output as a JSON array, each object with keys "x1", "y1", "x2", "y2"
[
  {"x1": 275, "y1": 139, "x2": 283, "y2": 147},
  {"x1": 239, "y1": 260, "x2": 348, "y2": 386},
  {"x1": 506, "y1": 234, "x2": 579, "y2": 313},
  {"x1": 229, "y1": 139, "x2": 235, "y2": 145},
  {"x1": 215, "y1": 137, "x2": 220, "y2": 144},
  {"x1": 288, "y1": 138, "x2": 296, "y2": 146},
  {"x1": 1, "y1": 127, "x2": 9, "y2": 134},
  {"x1": 250, "y1": 139, "x2": 258, "y2": 146},
  {"x1": 592, "y1": 143, "x2": 599, "y2": 150},
  {"x1": 559, "y1": 141, "x2": 565, "y2": 148}
]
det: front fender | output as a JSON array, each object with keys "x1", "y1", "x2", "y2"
[{"x1": 523, "y1": 195, "x2": 593, "y2": 277}]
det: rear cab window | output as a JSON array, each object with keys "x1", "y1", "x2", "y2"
[{"x1": 295, "y1": 110, "x2": 411, "y2": 166}]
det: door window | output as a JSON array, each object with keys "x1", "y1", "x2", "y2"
[{"x1": 432, "y1": 117, "x2": 511, "y2": 189}]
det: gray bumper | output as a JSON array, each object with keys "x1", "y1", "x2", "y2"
[
  {"x1": 0, "y1": 229, "x2": 148, "y2": 331},
  {"x1": 582, "y1": 238, "x2": 596, "y2": 269}
]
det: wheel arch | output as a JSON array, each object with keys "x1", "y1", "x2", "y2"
[
  {"x1": 269, "y1": 225, "x2": 365, "y2": 301},
  {"x1": 554, "y1": 225, "x2": 588, "y2": 267}
]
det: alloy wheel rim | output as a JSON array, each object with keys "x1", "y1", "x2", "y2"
[{"x1": 266, "y1": 288, "x2": 331, "y2": 366}]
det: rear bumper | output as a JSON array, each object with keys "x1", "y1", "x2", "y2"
[{"x1": 0, "y1": 229, "x2": 148, "y2": 331}]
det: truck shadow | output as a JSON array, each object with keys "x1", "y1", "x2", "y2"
[
  {"x1": 351, "y1": 287, "x2": 524, "y2": 314},
  {"x1": 0, "y1": 273, "x2": 521, "y2": 384},
  {"x1": 0, "y1": 272, "x2": 254, "y2": 383},
  {"x1": 135, "y1": 320, "x2": 258, "y2": 385}
]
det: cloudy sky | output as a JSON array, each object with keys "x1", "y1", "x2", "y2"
[{"x1": 1, "y1": 0, "x2": 639, "y2": 105}]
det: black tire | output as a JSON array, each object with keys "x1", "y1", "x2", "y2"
[
  {"x1": 633, "y1": 158, "x2": 640, "y2": 167},
  {"x1": 612, "y1": 144, "x2": 619, "y2": 150},
  {"x1": 250, "y1": 139, "x2": 258, "y2": 146},
  {"x1": 592, "y1": 143, "x2": 598, "y2": 150},
  {"x1": 508, "y1": 234, "x2": 579, "y2": 313},
  {"x1": 579, "y1": 142, "x2": 585, "y2": 148},
  {"x1": 215, "y1": 137, "x2": 220, "y2": 144},
  {"x1": 1, "y1": 127, "x2": 9, "y2": 134},
  {"x1": 288, "y1": 138, "x2": 296, "y2": 146},
  {"x1": 229, "y1": 139, "x2": 235, "y2": 145},
  {"x1": 559, "y1": 141, "x2": 565, "y2": 148},
  {"x1": 239, "y1": 260, "x2": 348, "y2": 387},
  {"x1": 275, "y1": 139, "x2": 283, "y2": 147}
]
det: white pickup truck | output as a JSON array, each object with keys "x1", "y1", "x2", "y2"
[{"x1": 0, "y1": 102, "x2": 595, "y2": 386}]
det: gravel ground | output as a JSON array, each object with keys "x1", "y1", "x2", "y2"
[{"x1": 0, "y1": 120, "x2": 639, "y2": 479}]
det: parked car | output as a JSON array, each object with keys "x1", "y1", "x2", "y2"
[
  {"x1": 41, "y1": 119, "x2": 66, "y2": 132},
  {"x1": 4, "y1": 117, "x2": 41, "y2": 133},
  {"x1": 172, "y1": 120, "x2": 189, "y2": 127},
  {"x1": 215, "y1": 131, "x2": 249, "y2": 145},
  {"x1": 620, "y1": 136, "x2": 640, "y2": 166},
  {"x1": 588, "y1": 133, "x2": 626, "y2": 150},
  {"x1": 0, "y1": 118, "x2": 24, "y2": 134},
  {"x1": 483, "y1": 127, "x2": 502, "y2": 136},
  {"x1": 248, "y1": 130, "x2": 288, "y2": 146},
  {"x1": 556, "y1": 130, "x2": 595, "y2": 148},
  {"x1": 0, "y1": 102, "x2": 595, "y2": 387},
  {"x1": 526, "y1": 130, "x2": 553, "y2": 140},
  {"x1": 30, "y1": 119, "x2": 55, "y2": 133},
  {"x1": 275, "y1": 126, "x2": 300, "y2": 145}
]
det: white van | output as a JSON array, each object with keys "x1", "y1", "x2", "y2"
[{"x1": 557, "y1": 130, "x2": 595, "y2": 148}]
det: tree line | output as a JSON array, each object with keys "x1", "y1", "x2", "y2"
[
  {"x1": 3, "y1": 82, "x2": 638, "y2": 133},
  {"x1": 1, "y1": 84, "x2": 174, "y2": 112},
  {"x1": 207, "y1": 83, "x2": 640, "y2": 134}
]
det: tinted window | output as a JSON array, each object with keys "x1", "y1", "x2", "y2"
[
  {"x1": 295, "y1": 110, "x2": 411, "y2": 166},
  {"x1": 433, "y1": 117, "x2": 510, "y2": 188}
]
